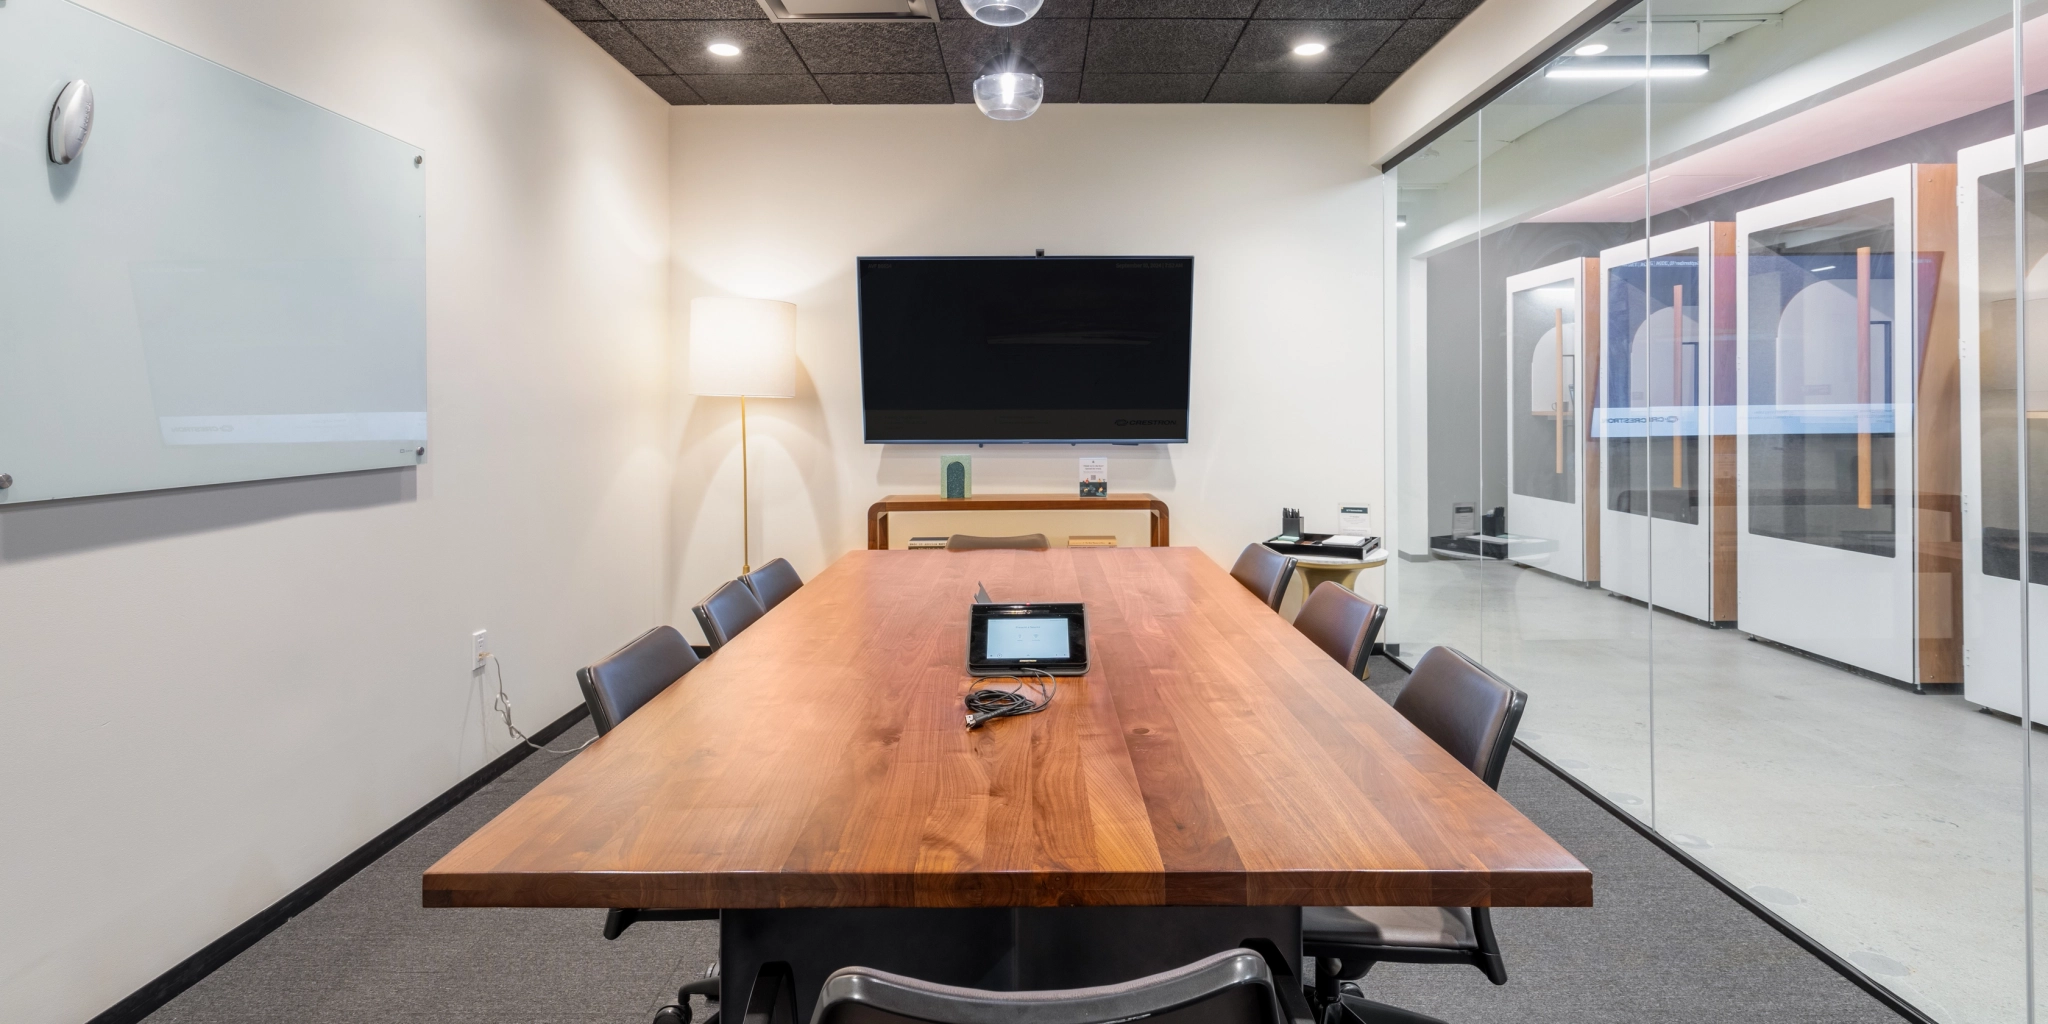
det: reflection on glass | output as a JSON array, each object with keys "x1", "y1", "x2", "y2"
[
  {"x1": 1976, "y1": 161, "x2": 2048, "y2": 583},
  {"x1": 1606, "y1": 252, "x2": 1703, "y2": 525},
  {"x1": 1745, "y1": 200, "x2": 1898, "y2": 556}
]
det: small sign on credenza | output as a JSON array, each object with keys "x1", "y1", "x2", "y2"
[{"x1": 1079, "y1": 456, "x2": 1107, "y2": 497}]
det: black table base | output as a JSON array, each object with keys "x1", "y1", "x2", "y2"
[{"x1": 717, "y1": 906, "x2": 1310, "y2": 1024}]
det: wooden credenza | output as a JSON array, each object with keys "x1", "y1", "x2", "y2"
[{"x1": 866, "y1": 492, "x2": 1170, "y2": 549}]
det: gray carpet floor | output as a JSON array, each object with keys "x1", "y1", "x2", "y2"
[{"x1": 146, "y1": 657, "x2": 1902, "y2": 1024}]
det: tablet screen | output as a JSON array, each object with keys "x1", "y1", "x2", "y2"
[{"x1": 985, "y1": 616, "x2": 1071, "y2": 660}]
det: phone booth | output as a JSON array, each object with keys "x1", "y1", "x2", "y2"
[
  {"x1": 1504, "y1": 258, "x2": 1600, "y2": 582},
  {"x1": 1961, "y1": 131, "x2": 2048, "y2": 718},
  {"x1": 1735, "y1": 164, "x2": 1960, "y2": 686},
  {"x1": 1597, "y1": 224, "x2": 1738, "y2": 624}
]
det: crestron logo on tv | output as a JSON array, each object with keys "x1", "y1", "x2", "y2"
[{"x1": 1115, "y1": 419, "x2": 1178, "y2": 426}]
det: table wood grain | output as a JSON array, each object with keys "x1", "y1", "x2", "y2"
[{"x1": 423, "y1": 548, "x2": 1590, "y2": 911}]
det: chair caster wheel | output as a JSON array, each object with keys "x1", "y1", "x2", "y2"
[{"x1": 654, "y1": 1003, "x2": 690, "y2": 1024}]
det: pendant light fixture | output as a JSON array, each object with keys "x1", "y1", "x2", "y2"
[
  {"x1": 973, "y1": 45, "x2": 1044, "y2": 121},
  {"x1": 959, "y1": 0, "x2": 1042, "y2": 27}
]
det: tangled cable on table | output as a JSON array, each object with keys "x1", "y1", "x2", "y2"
[{"x1": 964, "y1": 667, "x2": 1056, "y2": 729}]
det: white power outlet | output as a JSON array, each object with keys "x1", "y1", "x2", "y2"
[{"x1": 473, "y1": 629, "x2": 490, "y2": 667}]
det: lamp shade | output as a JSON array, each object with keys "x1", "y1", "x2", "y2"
[{"x1": 689, "y1": 297, "x2": 796, "y2": 398}]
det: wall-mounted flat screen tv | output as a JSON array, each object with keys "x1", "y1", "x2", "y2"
[{"x1": 857, "y1": 256, "x2": 1193, "y2": 443}]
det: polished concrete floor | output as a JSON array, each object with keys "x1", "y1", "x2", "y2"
[{"x1": 1389, "y1": 555, "x2": 2035, "y2": 1024}]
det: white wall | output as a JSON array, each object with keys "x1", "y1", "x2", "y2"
[
  {"x1": 0, "y1": 3, "x2": 671, "y2": 1022},
  {"x1": 666, "y1": 104, "x2": 1384, "y2": 626}
]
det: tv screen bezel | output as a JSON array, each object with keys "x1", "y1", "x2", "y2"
[{"x1": 855, "y1": 255, "x2": 1194, "y2": 445}]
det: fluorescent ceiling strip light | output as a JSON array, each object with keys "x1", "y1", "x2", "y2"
[{"x1": 1547, "y1": 54, "x2": 1710, "y2": 79}]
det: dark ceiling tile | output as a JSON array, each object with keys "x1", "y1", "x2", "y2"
[
  {"x1": 548, "y1": 0, "x2": 615, "y2": 19},
  {"x1": 1079, "y1": 73, "x2": 1214, "y2": 102},
  {"x1": 1205, "y1": 72, "x2": 1347, "y2": 102},
  {"x1": 629, "y1": 20, "x2": 809, "y2": 73},
  {"x1": 1411, "y1": 0, "x2": 1482, "y2": 17},
  {"x1": 682, "y1": 74, "x2": 829, "y2": 102},
  {"x1": 950, "y1": 71, "x2": 1082, "y2": 102},
  {"x1": 579, "y1": 22, "x2": 673, "y2": 74},
  {"x1": 602, "y1": 0, "x2": 763, "y2": 16},
  {"x1": 1330, "y1": 70, "x2": 1395, "y2": 102},
  {"x1": 1253, "y1": 0, "x2": 1422, "y2": 16},
  {"x1": 1091, "y1": 0, "x2": 1255, "y2": 15},
  {"x1": 783, "y1": 22, "x2": 943, "y2": 73},
  {"x1": 639, "y1": 75, "x2": 708, "y2": 103},
  {"x1": 816, "y1": 73, "x2": 954, "y2": 103},
  {"x1": 940, "y1": 0, "x2": 1093, "y2": 18},
  {"x1": 1360, "y1": 17, "x2": 1456, "y2": 72},
  {"x1": 1223, "y1": 19, "x2": 1396, "y2": 73},
  {"x1": 1085, "y1": 19, "x2": 1243, "y2": 74},
  {"x1": 937, "y1": 18, "x2": 1089, "y2": 73},
  {"x1": 1335, "y1": 70, "x2": 1400, "y2": 101}
]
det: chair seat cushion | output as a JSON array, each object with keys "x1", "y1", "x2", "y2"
[{"x1": 1302, "y1": 906, "x2": 1477, "y2": 951}]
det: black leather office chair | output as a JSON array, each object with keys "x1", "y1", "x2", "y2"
[
  {"x1": 804, "y1": 949, "x2": 1286, "y2": 1024},
  {"x1": 947, "y1": 533, "x2": 1050, "y2": 551},
  {"x1": 1292, "y1": 582, "x2": 1386, "y2": 680},
  {"x1": 1230, "y1": 543, "x2": 1297, "y2": 611},
  {"x1": 1304, "y1": 646, "x2": 1527, "y2": 1009},
  {"x1": 693, "y1": 579, "x2": 766, "y2": 652},
  {"x1": 743, "y1": 557, "x2": 804, "y2": 612},
  {"x1": 576, "y1": 625, "x2": 700, "y2": 735}
]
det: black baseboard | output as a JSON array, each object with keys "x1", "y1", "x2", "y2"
[
  {"x1": 1375, "y1": 652, "x2": 1931, "y2": 1024},
  {"x1": 86, "y1": 704, "x2": 590, "y2": 1024}
]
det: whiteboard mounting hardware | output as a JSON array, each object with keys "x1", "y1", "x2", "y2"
[{"x1": 48, "y1": 79, "x2": 94, "y2": 165}]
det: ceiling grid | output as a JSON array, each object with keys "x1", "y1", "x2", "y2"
[{"x1": 546, "y1": 0, "x2": 1484, "y2": 105}]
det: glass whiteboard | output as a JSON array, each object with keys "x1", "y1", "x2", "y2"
[{"x1": 0, "y1": 0, "x2": 427, "y2": 504}]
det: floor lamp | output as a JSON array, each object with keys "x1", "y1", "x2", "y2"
[{"x1": 689, "y1": 297, "x2": 795, "y2": 574}]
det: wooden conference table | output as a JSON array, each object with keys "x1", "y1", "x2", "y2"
[{"x1": 424, "y1": 548, "x2": 1590, "y2": 1023}]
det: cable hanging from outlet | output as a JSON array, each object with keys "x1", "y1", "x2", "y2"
[{"x1": 489, "y1": 653, "x2": 596, "y2": 755}]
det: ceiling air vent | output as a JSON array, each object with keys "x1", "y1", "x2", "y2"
[{"x1": 756, "y1": 0, "x2": 938, "y2": 20}]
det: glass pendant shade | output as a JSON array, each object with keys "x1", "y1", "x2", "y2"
[
  {"x1": 959, "y1": 0, "x2": 1042, "y2": 26},
  {"x1": 973, "y1": 47, "x2": 1043, "y2": 121}
]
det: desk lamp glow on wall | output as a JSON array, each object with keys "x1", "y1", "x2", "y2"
[{"x1": 690, "y1": 297, "x2": 795, "y2": 574}]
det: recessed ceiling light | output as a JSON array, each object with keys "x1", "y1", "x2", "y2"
[
  {"x1": 1574, "y1": 43, "x2": 1609, "y2": 56},
  {"x1": 1293, "y1": 42, "x2": 1328, "y2": 56},
  {"x1": 707, "y1": 42, "x2": 742, "y2": 57}
]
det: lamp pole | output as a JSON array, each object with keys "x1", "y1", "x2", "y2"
[{"x1": 749, "y1": 389, "x2": 757, "y2": 573}]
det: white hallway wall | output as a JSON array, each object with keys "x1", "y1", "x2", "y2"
[
  {"x1": 667, "y1": 103, "x2": 1385, "y2": 625},
  {"x1": 0, "y1": 2, "x2": 672, "y2": 1022}
]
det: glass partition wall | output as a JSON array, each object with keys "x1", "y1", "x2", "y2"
[{"x1": 1384, "y1": 2, "x2": 2042, "y2": 1020}]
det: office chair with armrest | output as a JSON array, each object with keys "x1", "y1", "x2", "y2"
[
  {"x1": 1304, "y1": 646, "x2": 1527, "y2": 1012},
  {"x1": 694, "y1": 579, "x2": 766, "y2": 652},
  {"x1": 576, "y1": 625, "x2": 700, "y2": 736},
  {"x1": 1230, "y1": 544, "x2": 1297, "y2": 612},
  {"x1": 946, "y1": 533, "x2": 1050, "y2": 551},
  {"x1": 743, "y1": 557, "x2": 805, "y2": 612},
  {"x1": 1292, "y1": 583, "x2": 1386, "y2": 680},
  {"x1": 804, "y1": 949, "x2": 1287, "y2": 1024}
]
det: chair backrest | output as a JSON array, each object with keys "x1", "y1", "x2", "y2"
[
  {"x1": 1229, "y1": 544, "x2": 1297, "y2": 611},
  {"x1": 576, "y1": 626, "x2": 700, "y2": 735},
  {"x1": 1392, "y1": 646, "x2": 1527, "y2": 789},
  {"x1": 1292, "y1": 582, "x2": 1386, "y2": 679},
  {"x1": 743, "y1": 557, "x2": 805, "y2": 612},
  {"x1": 946, "y1": 533, "x2": 1050, "y2": 551},
  {"x1": 811, "y1": 949, "x2": 1283, "y2": 1024},
  {"x1": 693, "y1": 579, "x2": 766, "y2": 652}
]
